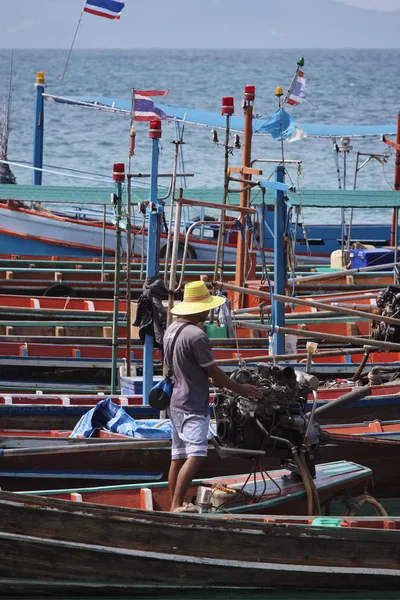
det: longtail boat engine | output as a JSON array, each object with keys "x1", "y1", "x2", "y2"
[
  {"x1": 195, "y1": 364, "x2": 325, "y2": 513},
  {"x1": 372, "y1": 285, "x2": 400, "y2": 343}
]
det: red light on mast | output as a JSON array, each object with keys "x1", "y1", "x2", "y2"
[
  {"x1": 221, "y1": 96, "x2": 234, "y2": 116},
  {"x1": 149, "y1": 120, "x2": 162, "y2": 139},
  {"x1": 113, "y1": 163, "x2": 125, "y2": 182},
  {"x1": 244, "y1": 85, "x2": 255, "y2": 102}
]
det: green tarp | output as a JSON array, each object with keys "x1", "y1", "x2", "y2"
[{"x1": 0, "y1": 184, "x2": 400, "y2": 209}]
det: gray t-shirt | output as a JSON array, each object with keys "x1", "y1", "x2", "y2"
[{"x1": 164, "y1": 318, "x2": 215, "y2": 415}]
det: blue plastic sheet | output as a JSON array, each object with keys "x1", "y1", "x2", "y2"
[
  {"x1": 70, "y1": 398, "x2": 217, "y2": 439},
  {"x1": 70, "y1": 398, "x2": 172, "y2": 439}
]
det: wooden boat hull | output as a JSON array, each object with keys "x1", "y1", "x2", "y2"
[
  {"x1": 0, "y1": 489, "x2": 398, "y2": 591},
  {"x1": 22, "y1": 461, "x2": 372, "y2": 516},
  {"x1": 0, "y1": 424, "x2": 396, "y2": 497},
  {"x1": 0, "y1": 202, "x2": 324, "y2": 264},
  {"x1": 0, "y1": 392, "x2": 399, "y2": 429}
]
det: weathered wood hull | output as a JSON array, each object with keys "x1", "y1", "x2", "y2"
[
  {"x1": 0, "y1": 490, "x2": 398, "y2": 592},
  {"x1": 0, "y1": 431, "x2": 397, "y2": 497},
  {"x1": 18, "y1": 461, "x2": 372, "y2": 522}
]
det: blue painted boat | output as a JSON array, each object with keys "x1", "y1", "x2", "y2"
[{"x1": 0, "y1": 188, "x2": 397, "y2": 263}]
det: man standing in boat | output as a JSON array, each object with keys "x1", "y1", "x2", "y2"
[{"x1": 165, "y1": 280, "x2": 261, "y2": 512}]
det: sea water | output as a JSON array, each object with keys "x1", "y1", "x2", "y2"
[
  {"x1": 0, "y1": 47, "x2": 399, "y2": 599},
  {"x1": 0, "y1": 48, "x2": 399, "y2": 227}
]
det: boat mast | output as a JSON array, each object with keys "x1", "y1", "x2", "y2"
[
  {"x1": 0, "y1": 51, "x2": 16, "y2": 184},
  {"x1": 234, "y1": 85, "x2": 255, "y2": 308},
  {"x1": 383, "y1": 112, "x2": 400, "y2": 247}
]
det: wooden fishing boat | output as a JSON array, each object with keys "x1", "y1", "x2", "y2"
[
  {"x1": 0, "y1": 485, "x2": 399, "y2": 593},
  {"x1": 0, "y1": 417, "x2": 398, "y2": 496},
  {"x1": 4, "y1": 417, "x2": 400, "y2": 446},
  {"x1": 21, "y1": 460, "x2": 373, "y2": 515},
  {"x1": 324, "y1": 419, "x2": 400, "y2": 440},
  {"x1": 1, "y1": 383, "x2": 400, "y2": 429}
]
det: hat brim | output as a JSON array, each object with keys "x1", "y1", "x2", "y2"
[{"x1": 170, "y1": 295, "x2": 226, "y2": 316}]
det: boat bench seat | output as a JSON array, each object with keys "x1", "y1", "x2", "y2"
[{"x1": 139, "y1": 488, "x2": 153, "y2": 511}]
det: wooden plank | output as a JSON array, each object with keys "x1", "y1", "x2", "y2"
[{"x1": 229, "y1": 167, "x2": 263, "y2": 175}]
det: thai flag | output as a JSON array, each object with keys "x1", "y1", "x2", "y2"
[
  {"x1": 83, "y1": 0, "x2": 125, "y2": 20},
  {"x1": 132, "y1": 91, "x2": 167, "y2": 122},
  {"x1": 285, "y1": 70, "x2": 307, "y2": 106}
]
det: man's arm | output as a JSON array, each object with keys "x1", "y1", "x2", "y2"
[{"x1": 205, "y1": 363, "x2": 262, "y2": 399}]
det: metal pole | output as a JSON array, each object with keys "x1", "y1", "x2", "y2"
[
  {"x1": 167, "y1": 189, "x2": 183, "y2": 327},
  {"x1": 395, "y1": 208, "x2": 399, "y2": 285},
  {"x1": 273, "y1": 165, "x2": 286, "y2": 355},
  {"x1": 126, "y1": 176, "x2": 132, "y2": 376},
  {"x1": 111, "y1": 163, "x2": 125, "y2": 394},
  {"x1": 101, "y1": 205, "x2": 106, "y2": 282},
  {"x1": 143, "y1": 121, "x2": 162, "y2": 405},
  {"x1": 210, "y1": 97, "x2": 234, "y2": 324},
  {"x1": 32, "y1": 72, "x2": 45, "y2": 185},
  {"x1": 234, "y1": 85, "x2": 254, "y2": 308},
  {"x1": 213, "y1": 97, "x2": 233, "y2": 285},
  {"x1": 163, "y1": 138, "x2": 180, "y2": 284},
  {"x1": 390, "y1": 112, "x2": 400, "y2": 246}
]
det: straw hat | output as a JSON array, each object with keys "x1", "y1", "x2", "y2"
[{"x1": 170, "y1": 280, "x2": 226, "y2": 316}]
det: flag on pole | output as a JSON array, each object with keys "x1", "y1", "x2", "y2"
[
  {"x1": 83, "y1": 0, "x2": 125, "y2": 20},
  {"x1": 285, "y1": 70, "x2": 307, "y2": 106},
  {"x1": 132, "y1": 90, "x2": 167, "y2": 121}
]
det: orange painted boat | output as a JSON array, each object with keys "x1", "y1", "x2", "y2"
[
  {"x1": 20, "y1": 461, "x2": 372, "y2": 516},
  {"x1": 324, "y1": 419, "x2": 400, "y2": 440}
]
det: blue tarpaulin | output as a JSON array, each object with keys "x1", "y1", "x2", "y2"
[
  {"x1": 70, "y1": 398, "x2": 216, "y2": 439},
  {"x1": 71, "y1": 398, "x2": 173, "y2": 439}
]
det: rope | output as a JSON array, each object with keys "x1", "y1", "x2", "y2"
[{"x1": 341, "y1": 493, "x2": 388, "y2": 517}]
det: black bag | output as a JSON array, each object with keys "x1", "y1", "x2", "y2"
[{"x1": 148, "y1": 322, "x2": 191, "y2": 411}]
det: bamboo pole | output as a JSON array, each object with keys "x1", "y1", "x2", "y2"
[
  {"x1": 216, "y1": 281, "x2": 392, "y2": 328},
  {"x1": 233, "y1": 291, "x2": 379, "y2": 314},
  {"x1": 288, "y1": 262, "x2": 400, "y2": 286},
  {"x1": 215, "y1": 347, "x2": 368, "y2": 365},
  {"x1": 273, "y1": 292, "x2": 400, "y2": 328},
  {"x1": 215, "y1": 280, "x2": 271, "y2": 301},
  {"x1": 233, "y1": 320, "x2": 400, "y2": 352}
]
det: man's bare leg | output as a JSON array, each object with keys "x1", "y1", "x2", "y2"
[
  {"x1": 170, "y1": 456, "x2": 206, "y2": 512},
  {"x1": 168, "y1": 458, "x2": 185, "y2": 506}
]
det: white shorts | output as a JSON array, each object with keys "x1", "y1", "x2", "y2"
[{"x1": 169, "y1": 408, "x2": 210, "y2": 460}]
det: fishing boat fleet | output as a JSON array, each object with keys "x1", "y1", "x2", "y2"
[{"x1": 2, "y1": 69, "x2": 400, "y2": 594}]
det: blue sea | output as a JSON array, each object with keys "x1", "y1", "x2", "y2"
[
  {"x1": 0, "y1": 48, "x2": 399, "y2": 599},
  {"x1": 0, "y1": 48, "x2": 399, "y2": 226}
]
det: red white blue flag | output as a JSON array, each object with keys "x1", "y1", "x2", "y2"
[
  {"x1": 285, "y1": 70, "x2": 307, "y2": 106},
  {"x1": 132, "y1": 90, "x2": 167, "y2": 121},
  {"x1": 84, "y1": 0, "x2": 125, "y2": 20}
]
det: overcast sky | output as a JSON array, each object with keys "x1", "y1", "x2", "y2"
[
  {"x1": 341, "y1": 0, "x2": 399, "y2": 8},
  {"x1": 0, "y1": 0, "x2": 399, "y2": 49}
]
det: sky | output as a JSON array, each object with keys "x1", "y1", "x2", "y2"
[
  {"x1": 0, "y1": 0, "x2": 400, "y2": 49},
  {"x1": 341, "y1": 0, "x2": 399, "y2": 8}
]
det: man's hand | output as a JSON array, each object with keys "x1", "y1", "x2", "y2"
[
  {"x1": 240, "y1": 383, "x2": 262, "y2": 399},
  {"x1": 205, "y1": 363, "x2": 263, "y2": 399}
]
